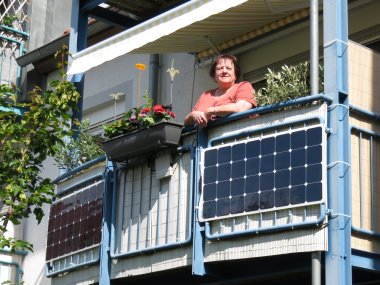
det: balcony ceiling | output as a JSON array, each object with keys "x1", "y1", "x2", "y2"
[
  {"x1": 69, "y1": 0, "x2": 314, "y2": 74},
  {"x1": 86, "y1": 0, "x2": 312, "y2": 57}
]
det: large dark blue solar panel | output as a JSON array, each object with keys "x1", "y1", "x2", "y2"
[{"x1": 201, "y1": 125, "x2": 324, "y2": 220}]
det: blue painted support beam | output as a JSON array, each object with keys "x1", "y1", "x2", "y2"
[
  {"x1": 69, "y1": 0, "x2": 88, "y2": 125},
  {"x1": 192, "y1": 127, "x2": 207, "y2": 276},
  {"x1": 80, "y1": 0, "x2": 105, "y2": 12},
  {"x1": 352, "y1": 250, "x2": 380, "y2": 271},
  {"x1": 99, "y1": 160, "x2": 113, "y2": 285},
  {"x1": 323, "y1": 1, "x2": 351, "y2": 285}
]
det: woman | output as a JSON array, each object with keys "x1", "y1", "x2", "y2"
[{"x1": 184, "y1": 54, "x2": 257, "y2": 127}]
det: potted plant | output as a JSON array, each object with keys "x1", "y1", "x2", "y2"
[
  {"x1": 256, "y1": 61, "x2": 324, "y2": 108},
  {"x1": 102, "y1": 97, "x2": 183, "y2": 162},
  {"x1": 54, "y1": 119, "x2": 105, "y2": 171},
  {"x1": 102, "y1": 59, "x2": 183, "y2": 162}
]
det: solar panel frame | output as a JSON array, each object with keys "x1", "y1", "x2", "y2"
[{"x1": 199, "y1": 124, "x2": 326, "y2": 222}]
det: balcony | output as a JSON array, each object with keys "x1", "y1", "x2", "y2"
[{"x1": 44, "y1": 40, "x2": 380, "y2": 285}]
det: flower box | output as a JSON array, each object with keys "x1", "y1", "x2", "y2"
[{"x1": 103, "y1": 121, "x2": 183, "y2": 162}]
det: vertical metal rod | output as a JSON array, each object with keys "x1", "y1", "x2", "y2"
[
  {"x1": 259, "y1": 212, "x2": 263, "y2": 228},
  {"x1": 304, "y1": 206, "x2": 307, "y2": 222},
  {"x1": 176, "y1": 154, "x2": 182, "y2": 241},
  {"x1": 137, "y1": 164, "x2": 143, "y2": 249},
  {"x1": 310, "y1": 0, "x2": 319, "y2": 95},
  {"x1": 68, "y1": 0, "x2": 87, "y2": 123},
  {"x1": 17, "y1": 43, "x2": 24, "y2": 92},
  {"x1": 149, "y1": 54, "x2": 159, "y2": 105},
  {"x1": 166, "y1": 178, "x2": 171, "y2": 244},
  {"x1": 120, "y1": 170, "x2": 127, "y2": 251},
  {"x1": 359, "y1": 132, "x2": 363, "y2": 227},
  {"x1": 146, "y1": 166, "x2": 153, "y2": 247},
  {"x1": 156, "y1": 180, "x2": 162, "y2": 246},
  {"x1": 8, "y1": 45, "x2": 13, "y2": 85},
  {"x1": 310, "y1": 203, "x2": 320, "y2": 285},
  {"x1": 128, "y1": 168, "x2": 135, "y2": 252},
  {"x1": 274, "y1": 210, "x2": 277, "y2": 226},
  {"x1": 370, "y1": 136, "x2": 374, "y2": 229},
  {"x1": 312, "y1": 251, "x2": 322, "y2": 285},
  {"x1": 323, "y1": 0, "x2": 351, "y2": 283}
]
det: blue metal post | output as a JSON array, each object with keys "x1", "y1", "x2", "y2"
[
  {"x1": 69, "y1": 0, "x2": 88, "y2": 125},
  {"x1": 323, "y1": 0, "x2": 351, "y2": 284},
  {"x1": 99, "y1": 160, "x2": 114, "y2": 285},
  {"x1": 192, "y1": 127, "x2": 207, "y2": 276}
]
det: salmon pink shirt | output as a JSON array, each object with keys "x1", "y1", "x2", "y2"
[{"x1": 192, "y1": 82, "x2": 257, "y2": 112}]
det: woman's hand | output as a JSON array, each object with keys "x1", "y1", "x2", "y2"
[
  {"x1": 204, "y1": 107, "x2": 217, "y2": 121},
  {"x1": 190, "y1": 111, "x2": 209, "y2": 128},
  {"x1": 184, "y1": 109, "x2": 216, "y2": 128}
]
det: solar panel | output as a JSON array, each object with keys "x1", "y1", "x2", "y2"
[
  {"x1": 200, "y1": 125, "x2": 324, "y2": 221},
  {"x1": 45, "y1": 181, "x2": 104, "y2": 261}
]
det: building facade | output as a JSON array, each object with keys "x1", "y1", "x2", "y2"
[{"x1": 1, "y1": 0, "x2": 380, "y2": 284}]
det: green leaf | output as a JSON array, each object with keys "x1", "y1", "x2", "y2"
[{"x1": 0, "y1": 45, "x2": 80, "y2": 252}]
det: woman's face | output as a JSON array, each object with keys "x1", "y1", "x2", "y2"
[{"x1": 214, "y1": 58, "x2": 236, "y2": 88}]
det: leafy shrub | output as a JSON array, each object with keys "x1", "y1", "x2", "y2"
[
  {"x1": 256, "y1": 61, "x2": 324, "y2": 107},
  {"x1": 0, "y1": 46, "x2": 80, "y2": 252},
  {"x1": 0, "y1": 43, "x2": 104, "y2": 256},
  {"x1": 54, "y1": 119, "x2": 104, "y2": 171}
]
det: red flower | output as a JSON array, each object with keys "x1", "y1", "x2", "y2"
[
  {"x1": 104, "y1": 102, "x2": 177, "y2": 139},
  {"x1": 141, "y1": 107, "x2": 151, "y2": 114},
  {"x1": 153, "y1": 104, "x2": 166, "y2": 114}
]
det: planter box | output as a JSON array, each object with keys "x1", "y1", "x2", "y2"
[{"x1": 103, "y1": 122, "x2": 183, "y2": 162}]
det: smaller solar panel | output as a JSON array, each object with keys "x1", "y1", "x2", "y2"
[
  {"x1": 200, "y1": 125, "x2": 325, "y2": 221},
  {"x1": 46, "y1": 181, "x2": 104, "y2": 261}
]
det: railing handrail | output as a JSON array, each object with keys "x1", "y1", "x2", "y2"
[
  {"x1": 0, "y1": 24, "x2": 29, "y2": 38},
  {"x1": 52, "y1": 155, "x2": 106, "y2": 184}
]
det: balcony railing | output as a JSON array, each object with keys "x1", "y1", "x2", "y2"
[
  {"x1": 0, "y1": 24, "x2": 28, "y2": 91},
  {"x1": 46, "y1": 90, "x2": 380, "y2": 279},
  {"x1": 110, "y1": 146, "x2": 194, "y2": 258}
]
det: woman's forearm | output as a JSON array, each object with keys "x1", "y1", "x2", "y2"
[
  {"x1": 184, "y1": 112, "x2": 195, "y2": 126},
  {"x1": 206, "y1": 100, "x2": 253, "y2": 117}
]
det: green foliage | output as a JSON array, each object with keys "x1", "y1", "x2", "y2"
[
  {"x1": 103, "y1": 96, "x2": 176, "y2": 139},
  {"x1": 54, "y1": 119, "x2": 104, "y2": 171},
  {"x1": 1, "y1": 280, "x2": 24, "y2": 285},
  {"x1": 0, "y1": 46, "x2": 80, "y2": 252},
  {"x1": 256, "y1": 61, "x2": 324, "y2": 107},
  {"x1": 0, "y1": 236, "x2": 33, "y2": 252},
  {"x1": 1, "y1": 14, "x2": 19, "y2": 27}
]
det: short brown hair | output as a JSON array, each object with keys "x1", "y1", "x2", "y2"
[{"x1": 209, "y1": 54, "x2": 241, "y2": 80}]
